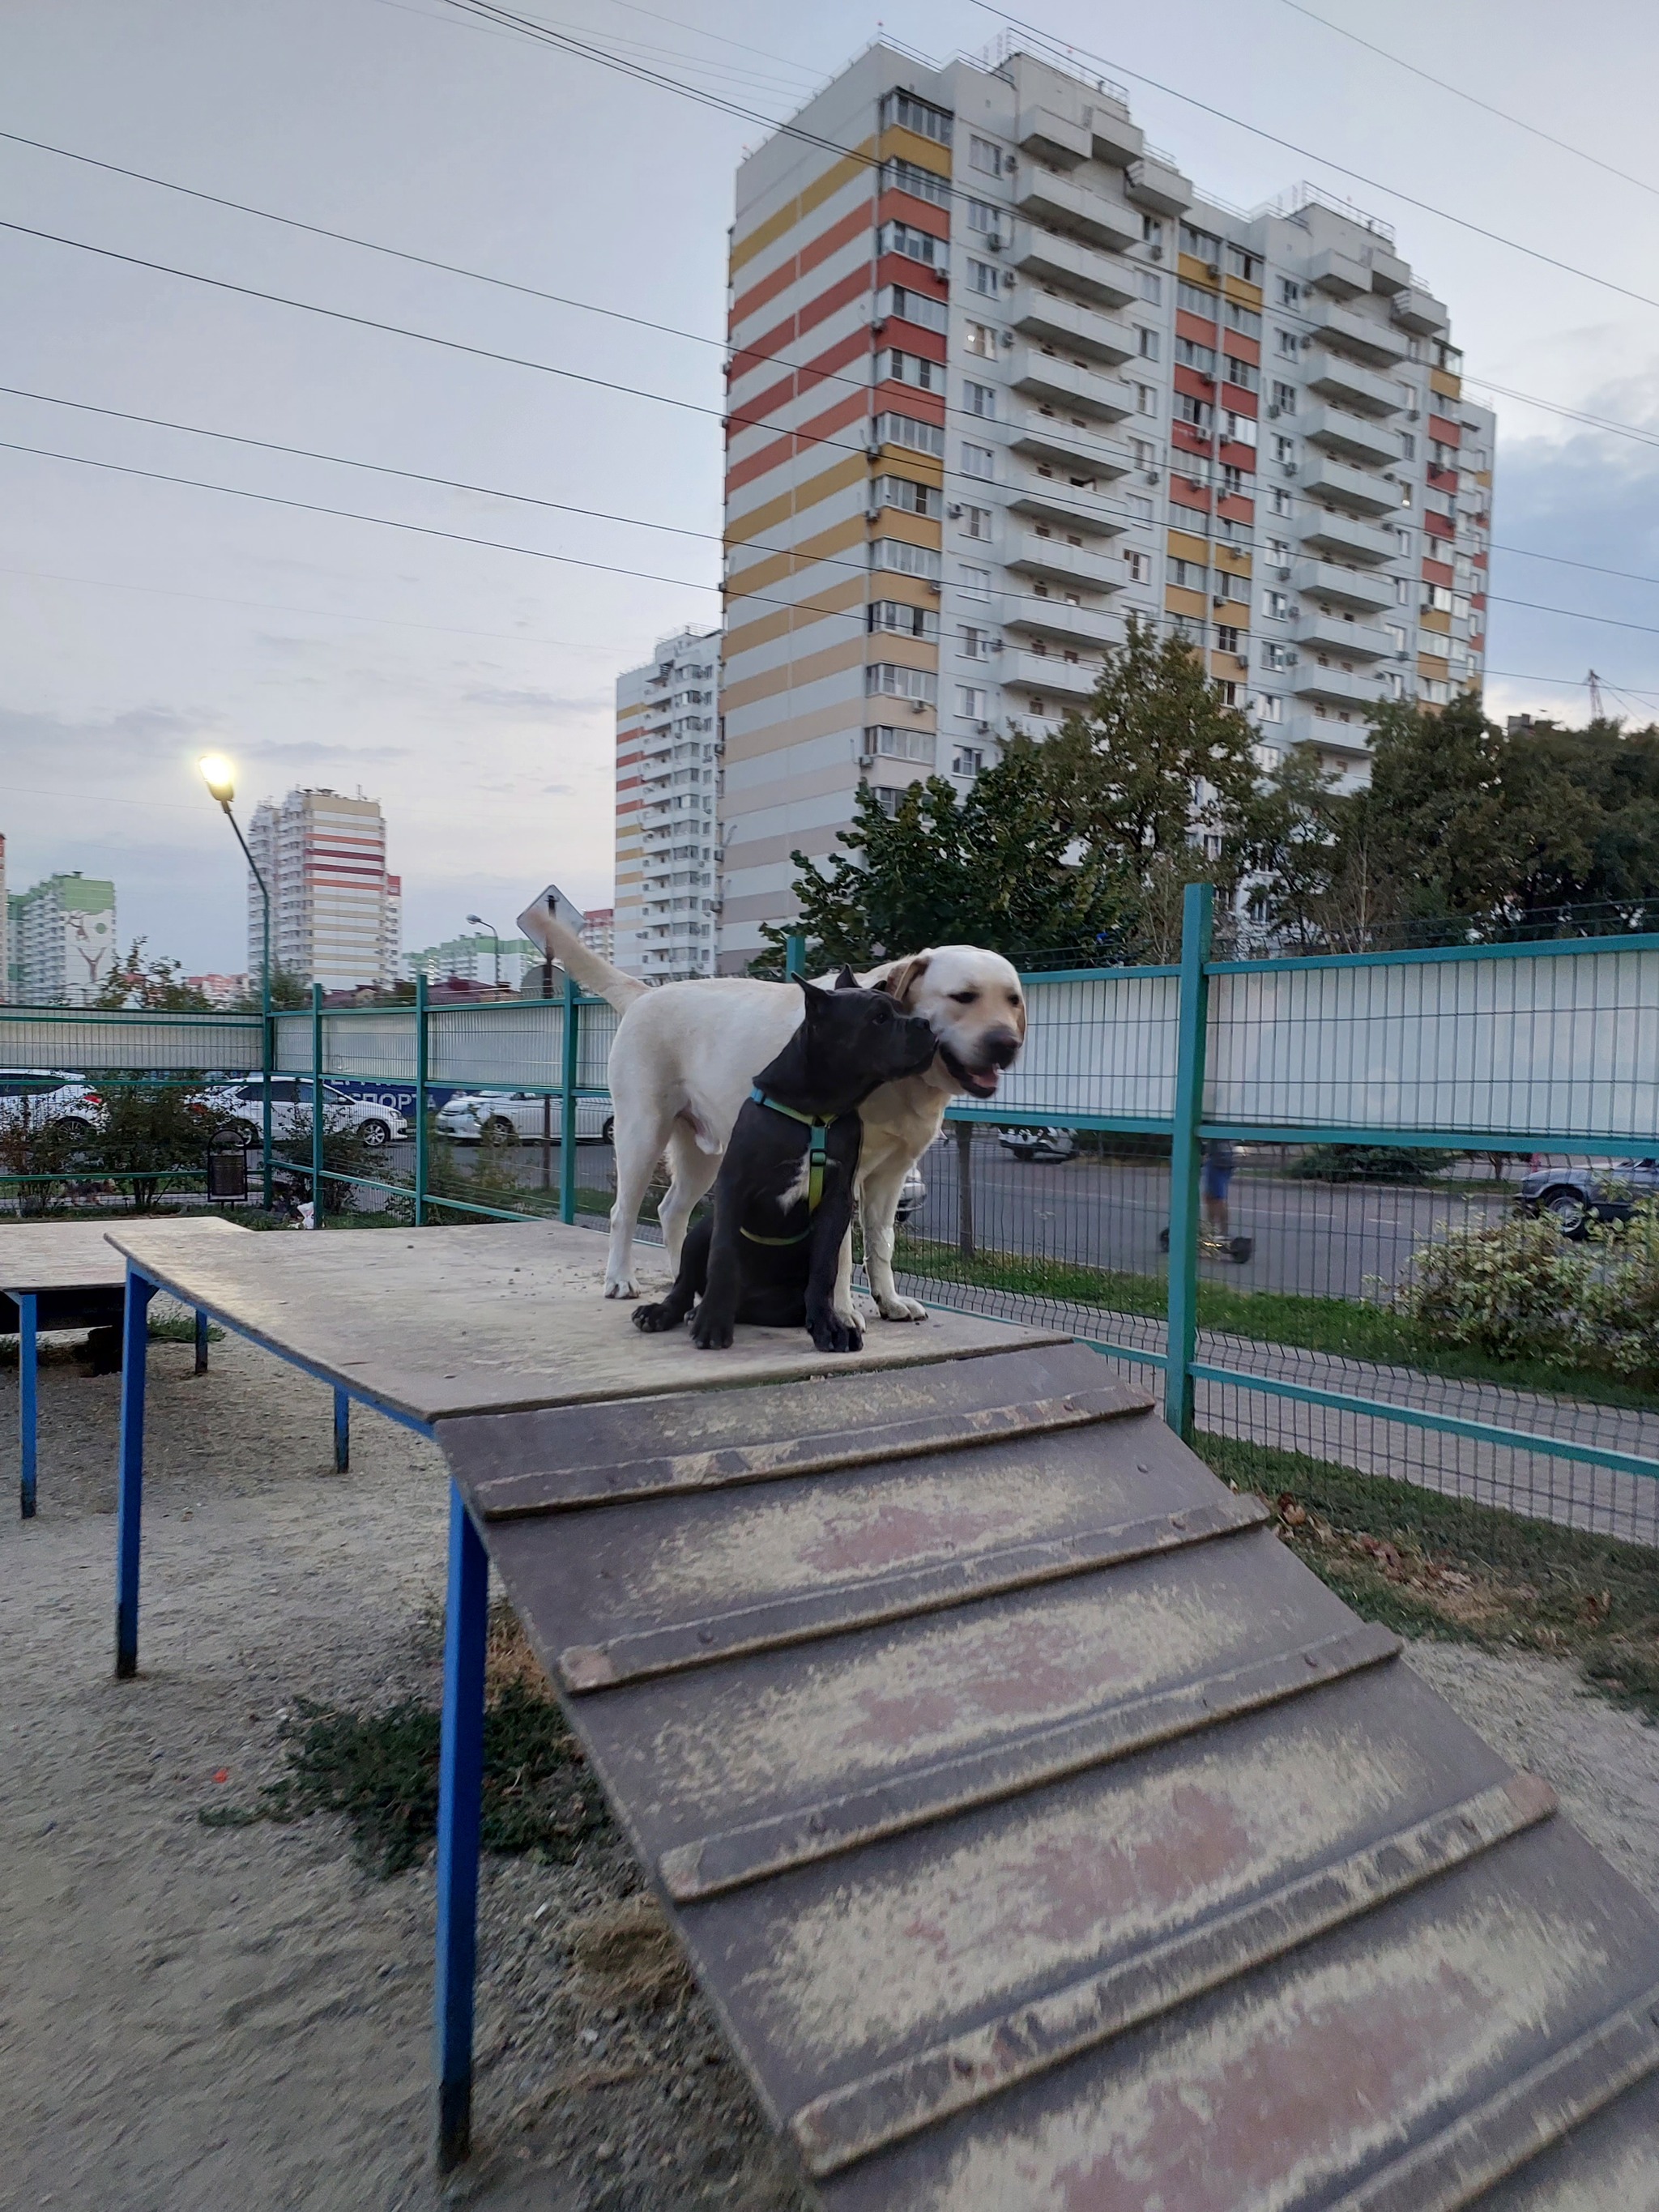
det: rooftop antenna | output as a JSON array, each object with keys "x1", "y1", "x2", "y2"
[{"x1": 1588, "y1": 669, "x2": 1605, "y2": 720}]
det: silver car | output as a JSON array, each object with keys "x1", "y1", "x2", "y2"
[
  {"x1": 1520, "y1": 1156, "x2": 1659, "y2": 1238},
  {"x1": 435, "y1": 1090, "x2": 614, "y2": 1144},
  {"x1": 201, "y1": 1077, "x2": 407, "y2": 1149}
]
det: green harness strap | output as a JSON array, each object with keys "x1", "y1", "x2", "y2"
[{"x1": 739, "y1": 1085, "x2": 832, "y2": 1247}]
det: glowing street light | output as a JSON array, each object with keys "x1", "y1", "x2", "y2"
[{"x1": 197, "y1": 754, "x2": 273, "y2": 1207}]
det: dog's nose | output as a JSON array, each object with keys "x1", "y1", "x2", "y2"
[{"x1": 985, "y1": 1026, "x2": 1021, "y2": 1068}]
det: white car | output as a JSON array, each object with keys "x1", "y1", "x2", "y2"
[
  {"x1": 0, "y1": 1068, "x2": 105, "y2": 1138},
  {"x1": 435, "y1": 1089, "x2": 614, "y2": 1144},
  {"x1": 203, "y1": 1077, "x2": 407, "y2": 1149}
]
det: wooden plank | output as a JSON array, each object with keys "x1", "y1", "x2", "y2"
[
  {"x1": 659, "y1": 1622, "x2": 1401, "y2": 1901},
  {"x1": 104, "y1": 1219, "x2": 1063, "y2": 1423},
  {"x1": 791, "y1": 1773, "x2": 1558, "y2": 2176},
  {"x1": 0, "y1": 1220, "x2": 154, "y2": 1293},
  {"x1": 558, "y1": 1494, "x2": 1269, "y2": 1690}
]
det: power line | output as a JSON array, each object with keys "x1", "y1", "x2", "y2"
[
  {"x1": 1269, "y1": 0, "x2": 1659, "y2": 202},
  {"x1": 964, "y1": 0, "x2": 1659, "y2": 319}
]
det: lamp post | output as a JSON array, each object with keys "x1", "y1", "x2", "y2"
[
  {"x1": 198, "y1": 755, "x2": 273, "y2": 1209},
  {"x1": 465, "y1": 914, "x2": 502, "y2": 990}
]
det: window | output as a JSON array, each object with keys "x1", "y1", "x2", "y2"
[
  {"x1": 1222, "y1": 356, "x2": 1257, "y2": 392},
  {"x1": 1265, "y1": 535, "x2": 1290, "y2": 565},
  {"x1": 868, "y1": 663, "x2": 938, "y2": 701},
  {"x1": 1252, "y1": 692, "x2": 1283, "y2": 723},
  {"x1": 1170, "y1": 557, "x2": 1205, "y2": 590},
  {"x1": 1175, "y1": 393, "x2": 1213, "y2": 432},
  {"x1": 865, "y1": 724, "x2": 936, "y2": 763},
  {"x1": 964, "y1": 379, "x2": 996, "y2": 418},
  {"x1": 1124, "y1": 548, "x2": 1151, "y2": 583},
  {"x1": 958, "y1": 625, "x2": 990, "y2": 659},
  {"x1": 1137, "y1": 326, "x2": 1161, "y2": 360},
  {"x1": 880, "y1": 89, "x2": 952, "y2": 144},
  {"x1": 872, "y1": 474, "x2": 941, "y2": 518},
  {"x1": 1262, "y1": 589, "x2": 1290, "y2": 619},
  {"x1": 1176, "y1": 279, "x2": 1218, "y2": 318},
  {"x1": 1175, "y1": 336, "x2": 1215, "y2": 374},
  {"x1": 1226, "y1": 244, "x2": 1260, "y2": 283},
  {"x1": 872, "y1": 785, "x2": 909, "y2": 818},
  {"x1": 1222, "y1": 411, "x2": 1257, "y2": 448},
  {"x1": 880, "y1": 157, "x2": 950, "y2": 207},
  {"x1": 1125, "y1": 492, "x2": 1154, "y2": 521},
  {"x1": 1129, "y1": 436, "x2": 1157, "y2": 469},
  {"x1": 1277, "y1": 277, "x2": 1301, "y2": 307},
  {"x1": 965, "y1": 198, "x2": 1002, "y2": 239},
  {"x1": 1220, "y1": 568, "x2": 1250, "y2": 603},
  {"x1": 1141, "y1": 213, "x2": 1164, "y2": 246},
  {"x1": 868, "y1": 600, "x2": 939, "y2": 639},
  {"x1": 873, "y1": 411, "x2": 945, "y2": 457},
  {"x1": 1272, "y1": 433, "x2": 1295, "y2": 465},
  {"x1": 961, "y1": 441, "x2": 995, "y2": 479},
  {"x1": 1434, "y1": 339, "x2": 1464, "y2": 375},
  {"x1": 953, "y1": 746, "x2": 984, "y2": 777},
  {"x1": 957, "y1": 561, "x2": 992, "y2": 598},
  {"x1": 1398, "y1": 430, "x2": 1417, "y2": 459},
  {"x1": 960, "y1": 503, "x2": 992, "y2": 539},
  {"x1": 1216, "y1": 623, "x2": 1242, "y2": 654},
  {"x1": 963, "y1": 319, "x2": 997, "y2": 358},
  {"x1": 1270, "y1": 380, "x2": 1296, "y2": 415},
  {"x1": 881, "y1": 348, "x2": 941, "y2": 390},
  {"x1": 1224, "y1": 299, "x2": 1262, "y2": 337},
  {"x1": 1394, "y1": 573, "x2": 1413, "y2": 605},
  {"x1": 1137, "y1": 268, "x2": 1162, "y2": 302},
  {"x1": 1170, "y1": 612, "x2": 1203, "y2": 645},
  {"x1": 1394, "y1": 526, "x2": 1414, "y2": 556},
  {"x1": 1277, "y1": 327, "x2": 1299, "y2": 358},
  {"x1": 956, "y1": 684, "x2": 988, "y2": 719},
  {"x1": 1422, "y1": 582, "x2": 1454, "y2": 613},
  {"x1": 1132, "y1": 381, "x2": 1158, "y2": 416},
  {"x1": 878, "y1": 283, "x2": 949, "y2": 333},
  {"x1": 969, "y1": 133, "x2": 1000, "y2": 174},
  {"x1": 1179, "y1": 220, "x2": 1221, "y2": 262},
  {"x1": 1260, "y1": 640, "x2": 1290, "y2": 671},
  {"x1": 1386, "y1": 623, "x2": 1408, "y2": 655},
  {"x1": 870, "y1": 536, "x2": 942, "y2": 579},
  {"x1": 877, "y1": 220, "x2": 946, "y2": 270},
  {"x1": 967, "y1": 258, "x2": 1000, "y2": 295}
]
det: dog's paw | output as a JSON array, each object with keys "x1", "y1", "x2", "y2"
[
  {"x1": 603, "y1": 1274, "x2": 639, "y2": 1301},
  {"x1": 810, "y1": 1306, "x2": 864, "y2": 1353},
  {"x1": 633, "y1": 1302, "x2": 680, "y2": 1333},
  {"x1": 689, "y1": 1307, "x2": 735, "y2": 1350},
  {"x1": 877, "y1": 1293, "x2": 928, "y2": 1323}
]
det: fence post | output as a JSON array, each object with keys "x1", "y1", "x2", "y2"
[
  {"x1": 955, "y1": 1119, "x2": 975, "y2": 1259},
  {"x1": 559, "y1": 970, "x2": 579, "y2": 1225},
  {"x1": 310, "y1": 982, "x2": 325, "y2": 1228},
  {"x1": 785, "y1": 931, "x2": 807, "y2": 981},
  {"x1": 414, "y1": 974, "x2": 429, "y2": 1227},
  {"x1": 261, "y1": 978, "x2": 275, "y2": 1213},
  {"x1": 1164, "y1": 881, "x2": 1213, "y2": 1442}
]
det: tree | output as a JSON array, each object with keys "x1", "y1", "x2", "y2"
[
  {"x1": 229, "y1": 968, "x2": 311, "y2": 1013},
  {"x1": 94, "y1": 940, "x2": 211, "y2": 1012}
]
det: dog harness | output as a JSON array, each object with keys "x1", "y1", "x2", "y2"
[{"x1": 738, "y1": 1085, "x2": 832, "y2": 1247}]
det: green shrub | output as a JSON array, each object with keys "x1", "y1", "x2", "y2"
[
  {"x1": 1395, "y1": 1209, "x2": 1597, "y2": 1362},
  {"x1": 1584, "y1": 1204, "x2": 1659, "y2": 1377},
  {"x1": 1290, "y1": 1144, "x2": 1452, "y2": 1183}
]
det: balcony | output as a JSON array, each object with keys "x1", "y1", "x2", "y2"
[
  {"x1": 1291, "y1": 558, "x2": 1398, "y2": 612},
  {"x1": 1088, "y1": 105, "x2": 1144, "y2": 169},
  {"x1": 1009, "y1": 342, "x2": 1132, "y2": 419},
  {"x1": 1016, "y1": 104, "x2": 1089, "y2": 165},
  {"x1": 1392, "y1": 287, "x2": 1448, "y2": 335},
  {"x1": 1299, "y1": 454, "x2": 1400, "y2": 517},
  {"x1": 1005, "y1": 649, "x2": 1098, "y2": 700},
  {"x1": 1303, "y1": 348, "x2": 1406, "y2": 417},
  {"x1": 1292, "y1": 660, "x2": 1384, "y2": 709},
  {"x1": 1012, "y1": 167, "x2": 1141, "y2": 252},
  {"x1": 1297, "y1": 505, "x2": 1398, "y2": 564},
  {"x1": 1005, "y1": 530, "x2": 1123, "y2": 591},
  {"x1": 1002, "y1": 594, "x2": 1119, "y2": 649},
  {"x1": 1303, "y1": 296, "x2": 1410, "y2": 365},
  {"x1": 1307, "y1": 246, "x2": 1369, "y2": 299},
  {"x1": 1009, "y1": 404, "x2": 1133, "y2": 472},
  {"x1": 1008, "y1": 467, "x2": 1130, "y2": 533},
  {"x1": 1301, "y1": 402, "x2": 1401, "y2": 468},
  {"x1": 1124, "y1": 152, "x2": 1192, "y2": 215},
  {"x1": 1294, "y1": 611, "x2": 1393, "y2": 660},
  {"x1": 1286, "y1": 710, "x2": 1374, "y2": 761},
  {"x1": 1013, "y1": 283, "x2": 1135, "y2": 364},
  {"x1": 1009, "y1": 221, "x2": 1136, "y2": 307}
]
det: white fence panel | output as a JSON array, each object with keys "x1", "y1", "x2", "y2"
[
  {"x1": 1207, "y1": 946, "x2": 1659, "y2": 1141},
  {"x1": 0, "y1": 1012, "x2": 263, "y2": 1073},
  {"x1": 996, "y1": 970, "x2": 1179, "y2": 1123}
]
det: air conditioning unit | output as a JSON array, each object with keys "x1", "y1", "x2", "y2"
[
  {"x1": 1001, "y1": 328, "x2": 1015, "y2": 346},
  {"x1": 1234, "y1": 654, "x2": 1249, "y2": 671},
  {"x1": 1282, "y1": 461, "x2": 1298, "y2": 476},
  {"x1": 1205, "y1": 261, "x2": 1222, "y2": 279},
  {"x1": 1212, "y1": 595, "x2": 1226, "y2": 608},
  {"x1": 857, "y1": 752, "x2": 876, "y2": 769},
  {"x1": 948, "y1": 501, "x2": 963, "y2": 517},
  {"x1": 1143, "y1": 467, "x2": 1160, "y2": 483},
  {"x1": 1147, "y1": 241, "x2": 1164, "y2": 260},
  {"x1": 911, "y1": 699, "x2": 928, "y2": 714},
  {"x1": 976, "y1": 720, "x2": 993, "y2": 735},
  {"x1": 1266, "y1": 403, "x2": 1281, "y2": 420},
  {"x1": 928, "y1": 578, "x2": 942, "y2": 594},
  {"x1": 1277, "y1": 564, "x2": 1292, "y2": 582},
  {"x1": 990, "y1": 637, "x2": 1004, "y2": 651},
  {"x1": 1286, "y1": 650, "x2": 1300, "y2": 666}
]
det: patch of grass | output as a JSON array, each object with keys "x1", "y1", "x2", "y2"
[
  {"x1": 200, "y1": 1605, "x2": 612, "y2": 1876},
  {"x1": 1196, "y1": 1430, "x2": 1659, "y2": 1724},
  {"x1": 147, "y1": 1313, "x2": 224, "y2": 1345},
  {"x1": 896, "y1": 1237, "x2": 1659, "y2": 1413}
]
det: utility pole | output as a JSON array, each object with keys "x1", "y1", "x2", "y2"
[{"x1": 1587, "y1": 670, "x2": 1605, "y2": 721}]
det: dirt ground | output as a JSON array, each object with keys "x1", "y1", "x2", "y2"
[{"x1": 4, "y1": 1321, "x2": 1659, "y2": 2211}]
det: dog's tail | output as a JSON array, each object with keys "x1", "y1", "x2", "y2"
[{"x1": 516, "y1": 882, "x2": 650, "y2": 1013}]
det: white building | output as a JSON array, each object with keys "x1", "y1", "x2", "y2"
[
  {"x1": 246, "y1": 788, "x2": 400, "y2": 991},
  {"x1": 614, "y1": 628, "x2": 720, "y2": 979},
  {"x1": 716, "y1": 40, "x2": 1494, "y2": 966},
  {"x1": 6, "y1": 869, "x2": 118, "y2": 1004},
  {"x1": 407, "y1": 931, "x2": 541, "y2": 989}
]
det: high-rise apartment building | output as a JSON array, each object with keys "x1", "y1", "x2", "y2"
[
  {"x1": 578, "y1": 906, "x2": 616, "y2": 963},
  {"x1": 246, "y1": 788, "x2": 400, "y2": 991},
  {"x1": 407, "y1": 930, "x2": 541, "y2": 989},
  {"x1": 0, "y1": 833, "x2": 9, "y2": 1004},
  {"x1": 6, "y1": 869, "x2": 118, "y2": 1004},
  {"x1": 717, "y1": 40, "x2": 1494, "y2": 966},
  {"x1": 613, "y1": 627, "x2": 720, "y2": 980}
]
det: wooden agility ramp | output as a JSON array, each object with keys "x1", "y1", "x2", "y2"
[{"x1": 441, "y1": 1331, "x2": 1659, "y2": 2207}]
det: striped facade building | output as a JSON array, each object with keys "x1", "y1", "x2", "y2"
[
  {"x1": 246, "y1": 787, "x2": 400, "y2": 992},
  {"x1": 613, "y1": 628, "x2": 720, "y2": 980},
  {"x1": 717, "y1": 40, "x2": 1494, "y2": 968}
]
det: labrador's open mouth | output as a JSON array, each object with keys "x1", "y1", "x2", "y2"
[{"x1": 941, "y1": 1046, "x2": 1000, "y2": 1099}]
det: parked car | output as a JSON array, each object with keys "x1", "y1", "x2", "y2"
[
  {"x1": 434, "y1": 1089, "x2": 613, "y2": 1144},
  {"x1": 0, "y1": 1068, "x2": 104, "y2": 1138},
  {"x1": 1520, "y1": 1156, "x2": 1659, "y2": 1238},
  {"x1": 896, "y1": 1161, "x2": 926, "y2": 1221},
  {"x1": 996, "y1": 1125, "x2": 1078, "y2": 1163},
  {"x1": 201, "y1": 1076, "x2": 407, "y2": 1149}
]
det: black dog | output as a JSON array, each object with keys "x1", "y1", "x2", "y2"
[{"x1": 633, "y1": 972, "x2": 938, "y2": 1352}]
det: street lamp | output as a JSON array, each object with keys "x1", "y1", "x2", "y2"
[
  {"x1": 465, "y1": 914, "x2": 502, "y2": 989},
  {"x1": 198, "y1": 755, "x2": 273, "y2": 1208}
]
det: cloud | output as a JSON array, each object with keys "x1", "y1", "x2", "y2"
[
  {"x1": 463, "y1": 684, "x2": 608, "y2": 718},
  {"x1": 245, "y1": 741, "x2": 412, "y2": 763}
]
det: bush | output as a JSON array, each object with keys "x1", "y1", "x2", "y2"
[
  {"x1": 273, "y1": 1108, "x2": 387, "y2": 1217},
  {"x1": 1291, "y1": 1144, "x2": 1452, "y2": 1183},
  {"x1": 1584, "y1": 1205, "x2": 1659, "y2": 1377},
  {"x1": 1395, "y1": 1210, "x2": 1597, "y2": 1362}
]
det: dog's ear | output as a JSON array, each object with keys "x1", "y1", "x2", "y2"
[
  {"x1": 834, "y1": 965, "x2": 859, "y2": 990},
  {"x1": 875, "y1": 952, "x2": 932, "y2": 1006},
  {"x1": 796, "y1": 975, "x2": 833, "y2": 1004}
]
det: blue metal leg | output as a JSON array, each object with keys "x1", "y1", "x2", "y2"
[
  {"x1": 19, "y1": 1294, "x2": 38, "y2": 1519},
  {"x1": 194, "y1": 1306, "x2": 209, "y2": 1375},
  {"x1": 433, "y1": 1481, "x2": 488, "y2": 2170},
  {"x1": 333, "y1": 1388, "x2": 350, "y2": 1473},
  {"x1": 115, "y1": 1269, "x2": 156, "y2": 1679}
]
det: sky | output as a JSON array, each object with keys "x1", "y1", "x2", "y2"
[{"x1": 4, "y1": 0, "x2": 1659, "y2": 973}]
